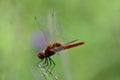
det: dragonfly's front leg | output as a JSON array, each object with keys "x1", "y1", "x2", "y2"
[
  {"x1": 43, "y1": 58, "x2": 49, "y2": 68},
  {"x1": 38, "y1": 59, "x2": 44, "y2": 67},
  {"x1": 37, "y1": 59, "x2": 48, "y2": 80}
]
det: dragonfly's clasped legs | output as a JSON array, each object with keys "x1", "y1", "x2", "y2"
[{"x1": 38, "y1": 58, "x2": 58, "y2": 80}]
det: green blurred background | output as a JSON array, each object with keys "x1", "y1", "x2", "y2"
[{"x1": 0, "y1": 0, "x2": 120, "y2": 80}]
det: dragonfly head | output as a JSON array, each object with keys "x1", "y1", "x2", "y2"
[{"x1": 38, "y1": 51, "x2": 45, "y2": 59}]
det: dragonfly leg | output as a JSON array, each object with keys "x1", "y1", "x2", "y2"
[
  {"x1": 45, "y1": 57, "x2": 52, "y2": 73},
  {"x1": 48, "y1": 70, "x2": 58, "y2": 80},
  {"x1": 45, "y1": 58, "x2": 49, "y2": 67},
  {"x1": 37, "y1": 59, "x2": 44, "y2": 67},
  {"x1": 37, "y1": 59, "x2": 48, "y2": 80},
  {"x1": 43, "y1": 58, "x2": 48, "y2": 67},
  {"x1": 39, "y1": 67, "x2": 48, "y2": 80},
  {"x1": 43, "y1": 58, "x2": 50, "y2": 72},
  {"x1": 49, "y1": 57, "x2": 55, "y2": 72},
  {"x1": 38, "y1": 58, "x2": 48, "y2": 69},
  {"x1": 45, "y1": 58, "x2": 57, "y2": 80}
]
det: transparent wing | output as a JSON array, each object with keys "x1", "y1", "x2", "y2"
[
  {"x1": 47, "y1": 10, "x2": 61, "y2": 44},
  {"x1": 64, "y1": 39, "x2": 78, "y2": 45},
  {"x1": 30, "y1": 11, "x2": 56, "y2": 51},
  {"x1": 31, "y1": 11, "x2": 61, "y2": 51},
  {"x1": 31, "y1": 30, "x2": 50, "y2": 51}
]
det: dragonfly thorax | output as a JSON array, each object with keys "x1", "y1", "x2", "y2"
[
  {"x1": 38, "y1": 43, "x2": 62, "y2": 59},
  {"x1": 52, "y1": 42, "x2": 62, "y2": 47}
]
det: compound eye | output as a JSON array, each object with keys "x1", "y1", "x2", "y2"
[{"x1": 38, "y1": 52, "x2": 44, "y2": 59}]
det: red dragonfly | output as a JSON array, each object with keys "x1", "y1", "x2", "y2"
[
  {"x1": 38, "y1": 41, "x2": 85, "y2": 71},
  {"x1": 31, "y1": 11, "x2": 85, "y2": 80}
]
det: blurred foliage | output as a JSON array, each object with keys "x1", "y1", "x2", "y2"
[{"x1": 0, "y1": 0, "x2": 120, "y2": 80}]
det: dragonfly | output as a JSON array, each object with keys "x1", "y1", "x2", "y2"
[
  {"x1": 38, "y1": 40, "x2": 85, "y2": 70},
  {"x1": 31, "y1": 11, "x2": 85, "y2": 80}
]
